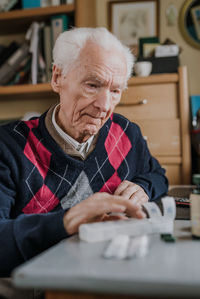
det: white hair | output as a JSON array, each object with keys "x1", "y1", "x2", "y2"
[{"x1": 52, "y1": 27, "x2": 134, "y2": 82}]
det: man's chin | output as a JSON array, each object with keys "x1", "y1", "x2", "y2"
[{"x1": 83, "y1": 124, "x2": 102, "y2": 136}]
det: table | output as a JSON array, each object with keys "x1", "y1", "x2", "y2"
[{"x1": 12, "y1": 220, "x2": 200, "y2": 298}]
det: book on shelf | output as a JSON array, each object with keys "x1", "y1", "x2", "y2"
[
  {"x1": 37, "y1": 25, "x2": 47, "y2": 83},
  {"x1": 51, "y1": 0, "x2": 60, "y2": 5},
  {"x1": 22, "y1": 0, "x2": 40, "y2": 9},
  {"x1": 43, "y1": 24, "x2": 52, "y2": 82},
  {"x1": 0, "y1": 0, "x2": 18, "y2": 12},
  {"x1": 26, "y1": 22, "x2": 46, "y2": 84},
  {"x1": 40, "y1": 0, "x2": 51, "y2": 7},
  {"x1": 50, "y1": 0, "x2": 75, "y2": 4},
  {"x1": 155, "y1": 44, "x2": 179, "y2": 57},
  {"x1": 51, "y1": 14, "x2": 69, "y2": 47},
  {"x1": 60, "y1": 0, "x2": 74, "y2": 3},
  {"x1": 8, "y1": 56, "x2": 31, "y2": 86},
  {"x1": 22, "y1": 0, "x2": 73, "y2": 8},
  {"x1": 0, "y1": 41, "x2": 19, "y2": 68},
  {"x1": 143, "y1": 43, "x2": 160, "y2": 58},
  {"x1": 0, "y1": 43, "x2": 29, "y2": 86},
  {"x1": 139, "y1": 37, "x2": 160, "y2": 58}
]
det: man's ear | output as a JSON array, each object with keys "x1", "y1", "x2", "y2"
[{"x1": 51, "y1": 65, "x2": 62, "y2": 93}]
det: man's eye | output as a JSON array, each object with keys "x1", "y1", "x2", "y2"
[
  {"x1": 87, "y1": 83, "x2": 97, "y2": 88},
  {"x1": 112, "y1": 89, "x2": 120, "y2": 94}
]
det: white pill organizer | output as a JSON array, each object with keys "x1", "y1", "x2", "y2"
[{"x1": 79, "y1": 197, "x2": 176, "y2": 242}]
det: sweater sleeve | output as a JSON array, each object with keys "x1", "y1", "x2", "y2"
[
  {"x1": 131, "y1": 124, "x2": 168, "y2": 201},
  {"x1": 0, "y1": 157, "x2": 68, "y2": 277}
]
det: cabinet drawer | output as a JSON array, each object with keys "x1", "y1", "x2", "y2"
[
  {"x1": 156, "y1": 157, "x2": 182, "y2": 185},
  {"x1": 116, "y1": 83, "x2": 178, "y2": 120},
  {"x1": 136, "y1": 119, "x2": 181, "y2": 156},
  {"x1": 162, "y1": 164, "x2": 181, "y2": 185}
]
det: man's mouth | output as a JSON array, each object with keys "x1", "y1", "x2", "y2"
[
  {"x1": 83, "y1": 113, "x2": 106, "y2": 120},
  {"x1": 81, "y1": 114, "x2": 104, "y2": 126}
]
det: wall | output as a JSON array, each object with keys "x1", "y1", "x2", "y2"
[{"x1": 95, "y1": 0, "x2": 200, "y2": 95}]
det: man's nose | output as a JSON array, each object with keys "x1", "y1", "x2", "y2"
[{"x1": 93, "y1": 89, "x2": 111, "y2": 112}]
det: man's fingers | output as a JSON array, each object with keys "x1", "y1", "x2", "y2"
[
  {"x1": 63, "y1": 192, "x2": 146, "y2": 235},
  {"x1": 114, "y1": 181, "x2": 148, "y2": 204},
  {"x1": 102, "y1": 214, "x2": 129, "y2": 221},
  {"x1": 135, "y1": 209, "x2": 147, "y2": 219},
  {"x1": 86, "y1": 197, "x2": 127, "y2": 218},
  {"x1": 130, "y1": 190, "x2": 148, "y2": 204},
  {"x1": 96, "y1": 196, "x2": 146, "y2": 220},
  {"x1": 64, "y1": 195, "x2": 127, "y2": 234},
  {"x1": 114, "y1": 180, "x2": 130, "y2": 195}
]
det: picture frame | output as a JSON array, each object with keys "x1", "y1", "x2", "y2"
[{"x1": 108, "y1": 0, "x2": 159, "y2": 47}]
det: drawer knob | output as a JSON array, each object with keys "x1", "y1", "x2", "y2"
[{"x1": 119, "y1": 99, "x2": 148, "y2": 106}]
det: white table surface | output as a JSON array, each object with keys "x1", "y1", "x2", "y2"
[{"x1": 12, "y1": 220, "x2": 200, "y2": 297}]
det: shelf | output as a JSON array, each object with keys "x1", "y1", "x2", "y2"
[
  {"x1": 0, "y1": 4, "x2": 75, "y2": 34},
  {"x1": 0, "y1": 83, "x2": 51, "y2": 94},
  {"x1": 0, "y1": 72, "x2": 179, "y2": 97},
  {"x1": 128, "y1": 73, "x2": 179, "y2": 85},
  {"x1": 0, "y1": 83, "x2": 57, "y2": 100}
]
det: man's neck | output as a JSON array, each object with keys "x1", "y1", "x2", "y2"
[{"x1": 56, "y1": 106, "x2": 92, "y2": 143}]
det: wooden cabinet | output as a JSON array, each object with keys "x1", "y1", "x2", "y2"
[{"x1": 115, "y1": 66, "x2": 191, "y2": 185}]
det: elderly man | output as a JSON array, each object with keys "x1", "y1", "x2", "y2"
[{"x1": 0, "y1": 27, "x2": 168, "y2": 280}]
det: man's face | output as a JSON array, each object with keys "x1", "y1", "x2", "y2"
[{"x1": 52, "y1": 42, "x2": 127, "y2": 142}]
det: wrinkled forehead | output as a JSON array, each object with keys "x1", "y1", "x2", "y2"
[
  {"x1": 79, "y1": 41, "x2": 126, "y2": 68},
  {"x1": 76, "y1": 41, "x2": 127, "y2": 84}
]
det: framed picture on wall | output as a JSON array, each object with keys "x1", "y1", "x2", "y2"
[{"x1": 108, "y1": 0, "x2": 159, "y2": 47}]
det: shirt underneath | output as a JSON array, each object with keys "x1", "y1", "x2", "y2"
[{"x1": 52, "y1": 104, "x2": 95, "y2": 160}]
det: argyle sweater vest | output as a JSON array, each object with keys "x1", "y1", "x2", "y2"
[{"x1": 0, "y1": 111, "x2": 168, "y2": 276}]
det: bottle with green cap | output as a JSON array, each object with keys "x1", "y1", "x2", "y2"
[{"x1": 190, "y1": 174, "x2": 200, "y2": 239}]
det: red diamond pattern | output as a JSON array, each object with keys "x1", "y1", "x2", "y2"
[
  {"x1": 100, "y1": 171, "x2": 121, "y2": 194},
  {"x1": 23, "y1": 119, "x2": 59, "y2": 214},
  {"x1": 23, "y1": 184, "x2": 59, "y2": 214},
  {"x1": 24, "y1": 119, "x2": 51, "y2": 179},
  {"x1": 100, "y1": 121, "x2": 132, "y2": 194},
  {"x1": 105, "y1": 121, "x2": 131, "y2": 170}
]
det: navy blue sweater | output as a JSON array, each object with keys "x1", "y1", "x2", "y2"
[{"x1": 0, "y1": 112, "x2": 168, "y2": 276}]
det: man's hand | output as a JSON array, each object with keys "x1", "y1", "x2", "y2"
[
  {"x1": 114, "y1": 180, "x2": 149, "y2": 205},
  {"x1": 63, "y1": 192, "x2": 146, "y2": 235}
]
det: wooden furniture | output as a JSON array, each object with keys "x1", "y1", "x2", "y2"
[
  {"x1": 0, "y1": 0, "x2": 95, "y2": 119},
  {"x1": 0, "y1": 0, "x2": 96, "y2": 35},
  {"x1": 0, "y1": 5, "x2": 191, "y2": 185},
  {"x1": 13, "y1": 220, "x2": 200, "y2": 298},
  {"x1": 115, "y1": 66, "x2": 191, "y2": 185}
]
